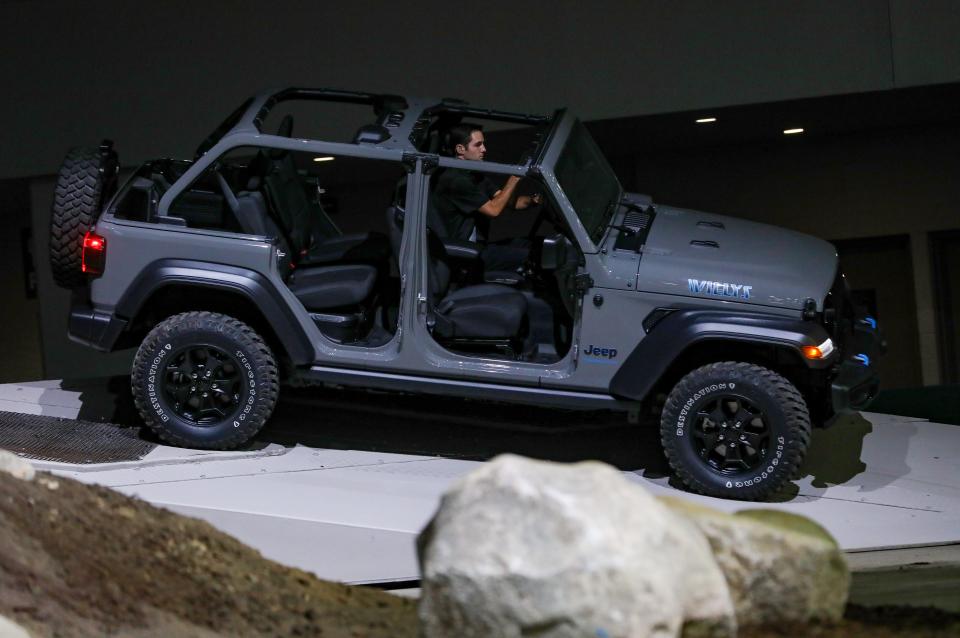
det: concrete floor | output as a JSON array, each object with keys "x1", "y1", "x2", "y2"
[{"x1": 1, "y1": 378, "x2": 958, "y2": 590}]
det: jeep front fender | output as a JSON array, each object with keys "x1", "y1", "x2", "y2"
[
  {"x1": 114, "y1": 259, "x2": 314, "y2": 365},
  {"x1": 609, "y1": 309, "x2": 832, "y2": 401}
]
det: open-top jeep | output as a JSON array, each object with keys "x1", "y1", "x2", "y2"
[{"x1": 52, "y1": 88, "x2": 883, "y2": 500}]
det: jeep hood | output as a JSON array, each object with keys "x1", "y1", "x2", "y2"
[{"x1": 635, "y1": 203, "x2": 837, "y2": 311}]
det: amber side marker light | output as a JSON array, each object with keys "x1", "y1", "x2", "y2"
[
  {"x1": 81, "y1": 231, "x2": 106, "y2": 276},
  {"x1": 802, "y1": 338, "x2": 835, "y2": 360}
]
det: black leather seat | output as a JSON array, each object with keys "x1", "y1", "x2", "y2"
[
  {"x1": 258, "y1": 115, "x2": 391, "y2": 270},
  {"x1": 287, "y1": 263, "x2": 377, "y2": 311},
  {"x1": 385, "y1": 206, "x2": 527, "y2": 342},
  {"x1": 433, "y1": 283, "x2": 526, "y2": 339},
  {"x1": 225, "y1": 183, "x2": 376, "y2": 315}
]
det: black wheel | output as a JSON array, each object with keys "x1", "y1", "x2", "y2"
[
  {"x1": 131, "y1": 312, "x2": 279, "y2": 449},
  {"x1": 660, "y1": 361, "x2": 811, "y2": 501},
  {"x1": 49, "y1": 143, "x2": 119, "y2": 289}
]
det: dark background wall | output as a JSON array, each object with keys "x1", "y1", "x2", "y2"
[
  {"x1": 2, "y1": 0, "x2": 959, "y2": 179},
  {"x1": 0, "y1": 180, "x2": 42, "y2": 383}
]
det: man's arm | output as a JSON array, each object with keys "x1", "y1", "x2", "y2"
[{"x1": 477, "y1": 175, "x2": 521, "y2": 218}]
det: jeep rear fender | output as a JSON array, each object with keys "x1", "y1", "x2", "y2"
[
  {"x1": 609, "y1": 309, "x2": 831, "y2": 401},
  {"x1": 115, "y1": 259, "x2": 314, "y2": 365}
]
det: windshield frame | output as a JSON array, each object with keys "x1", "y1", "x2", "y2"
[{"x1": 536, "y1": 112, "x2": 623, "y2": 253}]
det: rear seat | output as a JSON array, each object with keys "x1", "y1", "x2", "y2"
[
  {"x1": 258, "y1": 116, "x2": 391, "y2": 271},
  {"x1": 227, "y1": 183, "x2": 377, "y2": 342}
]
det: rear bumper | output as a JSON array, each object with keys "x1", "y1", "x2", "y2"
[
  {"x1": 831, "y1": 317, "x2": 885, "y2": 414},
  {"x1": 67, "y1": 302, "x2": 127, "y2": 352}
]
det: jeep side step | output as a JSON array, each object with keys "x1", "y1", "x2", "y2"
[{"x1": 300, "y1": 366, "x2": 636, "y2": 411}]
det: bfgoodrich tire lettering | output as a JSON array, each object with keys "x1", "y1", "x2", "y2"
[
  {"x1": 660, "y1": 361, "x2": 811, "y2": 501},
  {"x1": 131, "y1": 311, "x2": 279, "y2": 449}
]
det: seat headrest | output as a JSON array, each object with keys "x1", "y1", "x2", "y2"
[
  {"x1": 268, "y1": 115, "x2": 294, "y2": 159},
  {"x1": 243, "y1": 150, "x2": 270, "y2": 189},
  {"x1": 276, "y1": 114, "x2": 293, "y2": 138}
]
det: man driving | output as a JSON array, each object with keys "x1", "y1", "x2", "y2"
[{"x1": 431, "y1": 124, "x2": 539, "y2": 273}]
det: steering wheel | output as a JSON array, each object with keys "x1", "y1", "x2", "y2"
[{"x1": 526, "y1": 190, "x2": 564, "y2": 241}]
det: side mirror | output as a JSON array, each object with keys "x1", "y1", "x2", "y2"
[{"x1": 540, "y1": 235, "x2": 567, "y2": 271}]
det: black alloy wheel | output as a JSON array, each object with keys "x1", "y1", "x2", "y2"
[
  {"x1": 691, "y1": 394, "x2": 770, "y2": 474},
  {"x1": 161, "y1": 345, "x2": 245, "y2": 425}
]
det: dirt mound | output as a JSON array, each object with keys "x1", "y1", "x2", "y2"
[
  {"x1": 1, "y1": 467, "x2": 957, "y2": 637},
  {"x1": 740, "y1": 604, "x2": 960, "y2": 638},
  {"x1": 0, "y1": 471, "x2": 417, "y2": 637}
]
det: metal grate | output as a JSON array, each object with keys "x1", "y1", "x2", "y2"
[
  {"x1": 0, "y1": 411, "x2": 155, "y2": 464},
  {"x1": 623, "y1": 209, "x2": 651, "y2": 231},
  {"x1": 615, "y1": 207, "x2": 655, "y2": 253}
]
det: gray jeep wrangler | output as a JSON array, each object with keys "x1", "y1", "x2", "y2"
[{"x1": 53, "y1": 88, "x2": 883, "y2": 500}]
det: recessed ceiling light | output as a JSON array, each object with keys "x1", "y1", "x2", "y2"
[
  {"x1": 696, "y1": 117, "x2": 717, "y2": 123},
  {"x1": 313, "y1": 156, "x2": 335, "y2": 162},
  {"x1": 783, "y1": 128, "x2": 804, "y2": 135}
]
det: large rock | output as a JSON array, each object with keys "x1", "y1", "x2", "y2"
[
  {"x1": 660, "y1": 497, "x2": 849, "y2": 626},
  {"x1": 0, "y1": 615, "x2": 32, "y2": 638},
  {"x1": 417, "y1": 454, "x2": 735, "y2": 638},
  {"x1": 0, "y1": 450, "x2": 33, "y2": 481}
]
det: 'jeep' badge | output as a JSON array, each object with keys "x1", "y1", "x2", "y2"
[
  {"x1": 688, "y1": 278, "x2": 753, "y2": 300},
  {"x1": 584, "y1": 344, "x2": 618, "y2": 363}
]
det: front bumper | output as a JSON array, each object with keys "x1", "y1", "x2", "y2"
[{"x1": 831, "y1": 316, "x2": 885, "y2": 413}]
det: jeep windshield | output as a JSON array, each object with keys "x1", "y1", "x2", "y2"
[{"x1": 554, "y1": 120, "x2": 622, "y2": 244}]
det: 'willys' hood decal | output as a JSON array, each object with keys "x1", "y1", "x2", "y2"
[{"x1": 635, "y1": 203, "x2": 837, "y2": 311}]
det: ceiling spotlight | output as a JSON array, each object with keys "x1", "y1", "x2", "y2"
[
  {"x1": 313, "y1": 156, "x2": 335, "y2": 162},
  {"x1": 783, "y1": 128, "x2": 804, "y2": 135},
  {"x1": 696, "y1": 117, "x2": 717, "y2": 123}
]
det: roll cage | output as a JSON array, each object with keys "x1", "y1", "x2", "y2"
[
  {"x1": 199, "y1": 87, "x2": 555, "y2": 161},
  {"x1": 152, "y1": 87, "x2": 619, "y2": 256}
]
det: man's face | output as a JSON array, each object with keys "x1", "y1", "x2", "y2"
[{"x1": 457, "y1": 131, "x2": 486, "y2": 161}]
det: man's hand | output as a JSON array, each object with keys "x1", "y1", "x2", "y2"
[{"x1": 515, "y1": 192, "x2": 543, "y2": 210}]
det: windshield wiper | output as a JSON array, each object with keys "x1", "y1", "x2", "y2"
[
  {"x1": 619, "y1": 197, "x2": 648, "y2": 214},
  {"x1": 603, "y1": 197, "x2": 646, "y2": 236}
]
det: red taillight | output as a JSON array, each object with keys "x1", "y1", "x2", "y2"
[{"x1": 82, "y1": 231, "x2": 106, "y2": 277}]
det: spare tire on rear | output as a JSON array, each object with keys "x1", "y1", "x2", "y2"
[{"x1": 49, "y1": 142, "x2": 118, "y2": 289}]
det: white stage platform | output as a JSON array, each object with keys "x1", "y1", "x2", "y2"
[{"x1": 1, "y1": 379, "x2": 958, "y2": 585}]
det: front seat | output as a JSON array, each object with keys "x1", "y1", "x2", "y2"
[{"x1": 386, "y1": 205, "x2": 527, "y2": 348}]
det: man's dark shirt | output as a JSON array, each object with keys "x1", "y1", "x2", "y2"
[{"x1": 430, "y1": 168, "x2": 498, "y2": 241}]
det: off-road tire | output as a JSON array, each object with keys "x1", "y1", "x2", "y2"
[
  {"x1": 49, "y1": 145, "x2": 118, "y2": 289},
  {"x1": 660, "y1": 361, "x2": 811, "y2": 501},
  {"x1": 131, "y1": 312, "x2": 279, "y2": 449}
]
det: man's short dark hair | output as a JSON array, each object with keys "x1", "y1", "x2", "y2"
[{"x1": 444, "y1": 123, "x2": 483, "y2": 156}]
